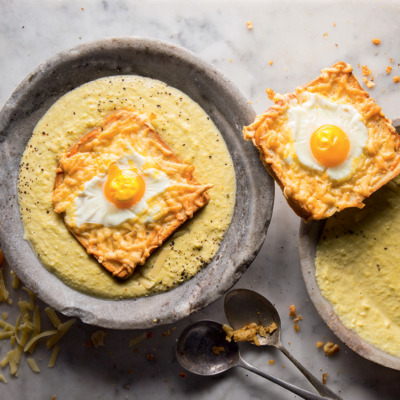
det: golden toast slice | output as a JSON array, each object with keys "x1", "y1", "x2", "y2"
[
  {"x1": 53, "y1": 110, "x2": 212, "y2": 279},
  {"x1": 244, "y1": 62, "x2": 400, "y2": 221}
]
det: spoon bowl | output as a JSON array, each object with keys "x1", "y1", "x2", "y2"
[
  {"x1": 224, "y1": 288, "x2": 281, "y2": 347},
  {"x1": 176, "y1": 320, "x2": 239, "y2": 376}
]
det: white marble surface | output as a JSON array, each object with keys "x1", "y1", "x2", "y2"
[{"x1": 1, "y1": 0, "x2": 400, "y2": 399}]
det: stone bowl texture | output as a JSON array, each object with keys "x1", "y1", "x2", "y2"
[
  {"x1": 0, "y1": 38, "x2": 274, "y2": 329},
  {"x1": 300, "y1": 119, "x2": 400, "y2": 370}
]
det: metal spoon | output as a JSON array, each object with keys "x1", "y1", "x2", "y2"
[
  {"x1": 224, "y1": 289, "x2": 342, "y2": 400},
  {"x1": 176, "y1": 320, "x2": 337, "y2": 400}
]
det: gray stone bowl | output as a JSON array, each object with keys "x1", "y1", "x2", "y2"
[
  {"x1": 300, "y1": 119, "x2": 400, "y2": 370},
  {"x1": 0, "y1": 38, "x2": 274, "y2": 329}
]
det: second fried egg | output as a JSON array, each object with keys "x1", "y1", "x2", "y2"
[{"x1": 287, "y1": 93, "x2": 368, "y2": 180}]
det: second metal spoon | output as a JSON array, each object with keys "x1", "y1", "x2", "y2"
[{"x1": 224, "y1": 289, "x2": 342, "y2": 400}]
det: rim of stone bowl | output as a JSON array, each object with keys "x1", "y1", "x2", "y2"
[{"x1": 0, "y1": 37, "x2": 274, "y2": 329}]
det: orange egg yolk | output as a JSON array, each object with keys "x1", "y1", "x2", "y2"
[
  {"x1": 310, "y1": 124, "x2": 350, "y2": 167},
  {"x1": 104, "y1": 163, "x2": 145, "y2": 208}
]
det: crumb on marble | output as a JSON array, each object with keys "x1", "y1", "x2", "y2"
[
  {"x1": 394, "y1": 76, "x2": 400, "y2": 83},
  {"x1": 361, "y1": 65, "x2": 372, "y2": 76},
  {"x1": 294, "y1": 323, "x2": 300, "y2": 333},
  {"x1": 323, "y1": 342, "x2": 340, "y2": 356},
  {"x1": 322, "y1": 373, "x2": 328, "y2": 384},
  {"x1": 386, "y1": 66, "x2": 393, "y2": 74},
  {"x1": 323, "y1": 32, "x2": 328, "y2": 39},
  {"x1": 363, "y1": 77, "x2": 375, "y2": 88},
  {"x1": 372, "y1": 38, "x2": 381, "y2": 45},
  {"x1": 289, "y1": 305, "x2": 296, "y2": 317},
  {"x1": 269, "y1": 60, "x2": 273, "y2": 66},
  {"x1": 246, "y1": 21, "x2": 253, "y2": 30},
  {"x1": 316, "y1": 341, "x2": 324, "y2": 348},
  {"x1": 90, "y1": 330, "x2": 106, "y2": 348},
  {"x1": 269, "y1": 360, "x2": 275, "y2": 365}
]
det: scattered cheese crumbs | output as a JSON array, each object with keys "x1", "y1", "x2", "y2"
[
  {"x1": 294, "y1": 323, "x2": 300, "y2": 333},
  {"x1": 289, "y1": 305, "x2": 296, "y2": 317},
  {"x1": 322, "y1": 373, "x2": 328, "y2": 384},
  {"x1": 45, "y1": 307, "x2": 61, "y2": 328},
  {"x1": 316, "y1": 341, "x2": 324, "y2": 348},
  {"x1": 372, "y1": 38, "x2": 381, "y2": 45},
  {"x1": 0, "y1": 373, "x2": 7, "y2": 383},
  {"x1": 212, "y1": 346, "x2": 225, "y2": 355},
  {"x1": 11, "y1": 272, "x2": 19, "y2": 290},
  {"x1": 323, "y1": 342, "x2": 340, "y2": 356},
  {"x1": 223, "y1": 322, "x2": 277, "y2": 346},
  {"x1": 24, "y1": 330, "x2": 57, "y2": 352},
  {"x1": 361, "y1": 65, "x2": 372, "y2": 76},
  {"x1": 8, "y1": 349, "x2": 18, "y2": 375},
  {"x1": 323, "y1": 32, "x2": 328, "y2": 39},
  {"x1": 390, "y1": 57, "x2": 394, "y2": 63},
  {"x1": 268, "y1": 360, "x2": 275, "y2": 365},
  {"x1": 0, "y1": 269, "x2": 10, "y2": 303},
  {"x1": 48, "y1": 345, "x2": 60, "y2": 368},
  {"x1": 269, "y1": 60, "x2": 273, "y2": 66},
  {"x1": 90, "y1": 330, "x2": 106, "y2": 348},
  {"x1": 386, "y1": 66, "x2": 393, "y2": 74},
  {"x1": 246, "y1": 21, "x2": 253, "y2": 30},
  {"x1": 129, "y1": 333, "x2": 146, "y2": 347},
  {"x1": 333, "y1": 22, "x2": 336, "y2": 27},
  {"x1": 0, "y1": 265, "x2": 77, "y2": 383},
  {"x1": 27, "y1": 357, "x2": 40, "y2": 373},
  {"x1": 46, "y1": 318, "x2": 76, "y2": 349},
  {"x1": 394, "y1": 76, "x2": 400, "y2": 83},
  {"x1": 363, "y1": 77, "x2": 375, "y2": 88}
]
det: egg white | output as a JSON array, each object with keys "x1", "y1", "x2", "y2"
[
  {"x1": 287, "y1": 93, "x2": 368, "y2": 180},
  {"x1": 73, "y1": 151, "x2": 172, "y2": 227}
]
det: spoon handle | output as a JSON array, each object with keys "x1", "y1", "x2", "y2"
[
  {"x1": 279, "y1": 344, "x2": 342, "y2": 400},
  {"x1": 236, "y1": 356, "x2": 331, "y2": 400}
]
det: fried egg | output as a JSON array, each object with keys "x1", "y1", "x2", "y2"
[
  {"x1": 73, "y1": 150, "x2": 172, "y2": 227},
  {"x1": 287, "y1": 93, "x2": 368, "y2": 180}
]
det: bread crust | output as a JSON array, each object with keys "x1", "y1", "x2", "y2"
[
  {"x1": 53, "y1": 110, "x2": 212, "y2": 279},
  {"x1": 243, "y1": 62, "x2": 400, "y2": 221}
]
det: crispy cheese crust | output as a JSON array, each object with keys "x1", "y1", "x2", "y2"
[
  {"x1": 53, "y1": 110, "x2": 212, "y2": 279},
  {"x1": 243, "y1": 62, "x2": 400, "y2": 221}
]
